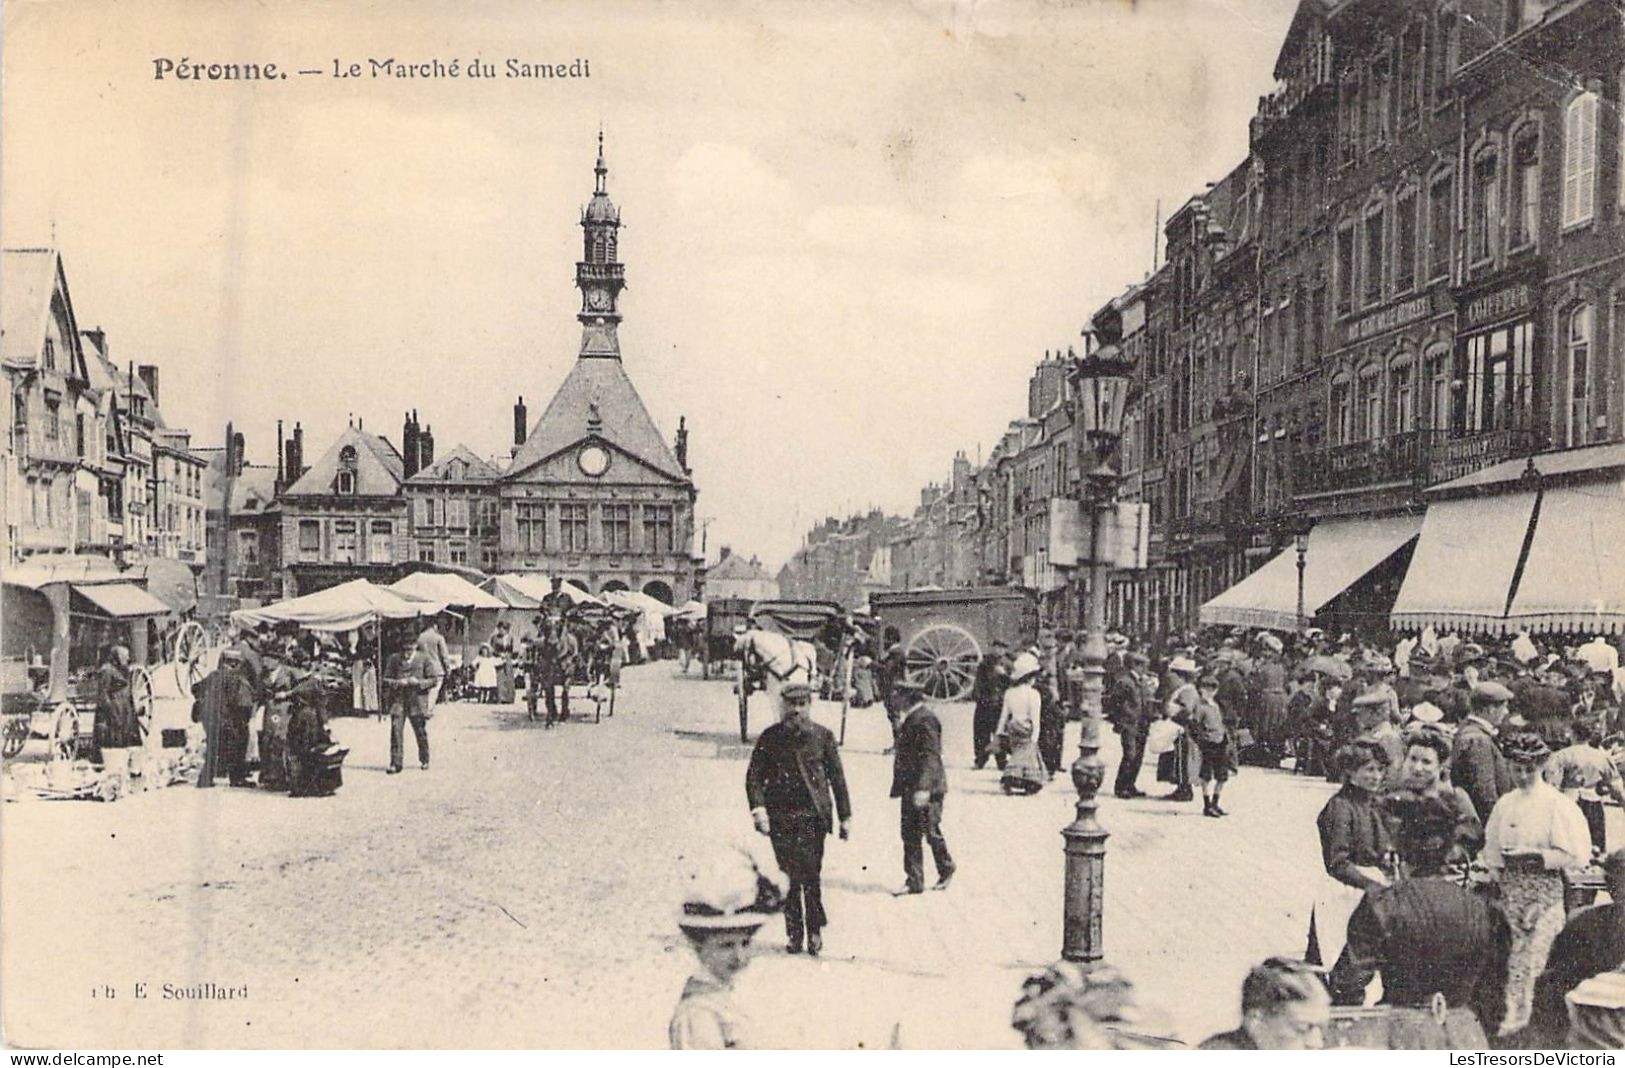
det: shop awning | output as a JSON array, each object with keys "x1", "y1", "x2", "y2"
[
  {"x1": 1200, "y1": 514, "x2": 1422, "y2": 631},
  {"x1": 1389, "y1": 491, "x2": 1539, "y2": 634},
  {"x1": 229, "y1": 578, "x2": 446, "y2": 632},
  {"x1": 390, "y1": 571, "x2": 506, "y2": 611},
  {"x1": 1505, "y1": 479, "x2": 1625, "y2": 634},
  {"x1": 73, "y1": 582, "x2": 173, "y2": 618}
]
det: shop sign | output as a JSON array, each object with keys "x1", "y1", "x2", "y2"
[
  {"x1": 1344, "y1": 293, "x2": 1435, "y2": 344},
  {"x1": 1461, "y1": 281, "x2": 1535, "y2": 329}
]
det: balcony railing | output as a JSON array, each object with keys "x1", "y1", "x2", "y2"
[{"x1": 1293, "y1": 428, "x2": 1543, "y2": 498}]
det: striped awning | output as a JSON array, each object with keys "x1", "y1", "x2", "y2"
[
  {"x1": 1389, "y1": 491, "x2": 1538, "y2": 634},
  {"x1": 1504, "y1": 479, "x2": 1625, "y2": 634}
]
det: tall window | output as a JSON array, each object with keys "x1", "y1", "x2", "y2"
[
  {"x1": 45, "y1": 401, "x2": 59, "y2": 442},
  {"x1": 1394, "y1": 192, "x2": 1419, "y2": 293},
  {"x1": 1398, "y1": 21, "x2": 1425, "y2": 126},
  {"x1": 1356, "y1": 369, "x2": 1382, "y2": 440},
  {"x1": 298, "y1": 519, "x2": 321, "y2": 561},
  {"x1": 559, "y1": 503, "x2": 589, "y2": 553},
  {"x1": 1428, "y1": 171, "x2": 1453, "y2": 279},
  {"x1": 477, "y1": 499, "x2": 498, "y2": 533},
  {"x1": 1390, "y1": 362, "x2": 1415, "y2": 432},
  {"x1": 1428, "y1": 350, "x2": 1452, "y2": 432},
  {"x1": 1339, "y1": 77, "x2": 1360, "y2": 165},
  {"x1": 1367, "y1": 51, "x2": 1393, "y2": 146},
  {"x1": 237, "y1": 530, "x2": 259, "y2": 566},
  {"x1": 642, "y1": 504, "x2": 675, "y2": 553},
  {"x1": 1432, "y1": 9, "x2": 1458, "y2": 102},
  {"x1": 600, "y1": 503, "x2": 631, "y2": 552},
  {"x1": 1509, "y1": 124, "x2": 1540, "y2": 248},
  {"x1": 1462, "y1": 322, "x2": 1535, "y2": 433},
  {"x1": 337, "y1": 445, "x2": 357, "y2": 496},
  {"x1": 332, "y1": 520, "x2": 357, "y2": 564},
  {"x1": 1565, "y1": 304, "x2": 1594, "y2": 447},
  {"x1": 1336, "y1": 224, "x2": 1357, "y2": 317},
  {"x1": 1562, "y1": 91, "x2": 1599, "y2": 227},
  {"x1": 449, "y1": 541, "x2": 468, "y2": 565},
  {"x1": 42, "y1": 337, "x2": 55, "y2": 371},
  {"x1": 1363, "y1": 206, "x2": 1386, "y2": 306},
  {"x1": 516, "y1": 502, "x2": 547, "y2": 552},
  {"x1": 418, "y1": 542, "x2": 435, "y2": 563},
  {"x1": 1470, "y1": 148, "x2": 1499, "y2": 263},
  {"x1": 370, "y1": 520, "x2": 393, "y2": 564},
  {"x1": 446, "y1": 497, "x2": 468, "y2": 529},
  {"x1": 1330, "y1": 376, "x2": 1353, "y2": 445}
]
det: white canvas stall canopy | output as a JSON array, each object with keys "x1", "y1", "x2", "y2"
[
  {"x1": 600, "y1": 589, "x2": 670, "y2": 645},
  {"x1": 489, "y1": 574, "x2": 603, "y2": 607},
  {"x1": 230, "y1": 579, "x2": 445, "y2": 632},
  {"x1": 1199, "y1": 514, "x2": 1423, "y2": 631},
  {"x1": 390, "y1": 572, "x2": 507, "y2": 652},
  {"x1": 1504, "y1": 478, "x2": 1625, "y2": 634},
  {"x1": 669, "y1": 600, "x2": 707, "y2": 621}
]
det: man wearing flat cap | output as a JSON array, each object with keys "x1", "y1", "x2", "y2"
[
  {"x1": 890, "y1": 678, "x2": 955, "y2": 894},
  {"x1": 745, "y1": 681, "x2": 852, "y2": 956},
  {"x1": 1451, "y1": 680, "x2": 1515, "y2": 827}
]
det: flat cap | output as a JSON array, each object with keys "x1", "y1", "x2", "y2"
[
  {"x1": 1471, "y1": 680, "x2": 1515, "y2": 704},
  {"x1": 1352, "y1": 691, "x2": 1391, "y2": 708},
  {"x1": 778, "y1": 682, "x2": 814, "y2": 702}
]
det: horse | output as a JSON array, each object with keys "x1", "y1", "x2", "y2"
[{"x1": 735, "y1": 628, "x2": 819, "y2": 694}]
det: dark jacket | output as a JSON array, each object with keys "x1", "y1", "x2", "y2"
[
  {"x1": 1317, "y1": 784, "x2": 1393, "y2": 891},
  {"x1": 746, "y1": 718, "x2": 852, "y2": 834},
  {"x1": 890, "y1": 703, "x2": 947, "y2": 799},
  {"x1": 1330, "y1": 877, "x2": 1509, "y2": 1022},
  {"x1": 94, "y1": 661, "x2": 141, "y2": 749},
  {"x1": 1529, "y1": 904, "x2": 1625, "y2": 1047},
  {"x1": 1104, "y1": 671, "x2": 1149, "y2": 735},
  {"x1": 1449, "y1": 720, "x2": 1509, "y2": 829},
  {"x1": 192, "y1": 666, "x2": 256, "y2": 727}
]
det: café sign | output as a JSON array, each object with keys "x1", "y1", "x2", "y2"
[{"x1": 1344, "y1": 293, "x2": 1434, "y2": 344}]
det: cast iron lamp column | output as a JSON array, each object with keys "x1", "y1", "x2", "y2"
[
  {"x1": 1295, "y1": 531, "x2": 1309, "y2": 634},
  {"x1": 1061, "y1": 339, "x2": 1132, "y2": 965}
]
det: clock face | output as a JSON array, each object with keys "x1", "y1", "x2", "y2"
[
  {"x1": 587, "y1": 288, "x2": 609, "y2": 311},
  {"x1": 578, "y1": 445, "x2": 610, "y2": 477}
]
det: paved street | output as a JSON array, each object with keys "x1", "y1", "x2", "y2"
[{"x1": 7, "y1": 663, "x2": 1362, "y2": 1048}]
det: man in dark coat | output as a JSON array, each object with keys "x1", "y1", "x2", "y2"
[
  {"x1": 1450, "y1": 681, "x2": 1513, "y2": 829},
  {"x1": 890, "y1": 680, "x2": 954, "y2": 895},
  {"x1": 746, "y1": 682, "x2": 852, "y2": 956},
  {"x1": 192, "y1": 660, "x2": 256, "y2": 787},
  {"x1": 1107, "y1": 651, "x2": 1153, "y2": 798},
  {"x1": 92, "y1": 644, "x2": 141, "y2": 758},
  {"x1": 971, "y1": 640, "x2": 1010, "y2": 769}
]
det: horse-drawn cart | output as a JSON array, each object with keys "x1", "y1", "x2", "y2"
[
  {"x1": 734, "y1": 600, "x2": 857, "y2": 744},
  {"x1": 700, "y1": 597, "x2": 754, "y2": 679},
  {"x1": 868, "y1": 588, "x2": 1037, "y2": 701}
]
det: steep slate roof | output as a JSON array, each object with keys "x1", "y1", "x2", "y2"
[
  {"x1": 284, "y1": 425, "x2": 405, "y2": 497},
  {"x1": 709, "y1": 553, "x2": 770, "y2": 583},
  {"x1": 408, "y1": 443, "x2": 502, "y2": 484},
  {"x1": 202, "y1": 462, "x2": 281, "y2": 515},
  {"x1": 507, "y1": 357, "x2": 686, "y2": 482},
  {"x1": 0, "y1": 249, "x2": 61, "y2": 368}
]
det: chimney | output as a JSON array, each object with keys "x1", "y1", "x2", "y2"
[
  {"x1": 232, "y1": 431, "x2": 246, "y2": 477},
  {"x1": 513, "y1": 396, "x2": 528, "y2": 447},
  {"x1": 675, "y1": 415, "x2": 689, "y2": 471},
  {"x1": 419, "y1": 424, "x2": 435, "y2": 471},
  {"x1": 402, "y1": 411, "x2": 420, "y2": 479},
  {"x1": 83, "y1": 327, "x2": 106, "y2": 355},
  {"x1": 224, "y1": 421, "x2": 237, "y2": 476},
  {"x1": 287, "y1": 422, "x2": 305, "y2": 484},
  {"x1": 137, "y1": 364, "x2": 160, "y2": 410},
  {"x1": 719, "y1": 545, "x2": 732, "y2": 561},
  {"x1": 276, "y1": 419, "x2": 286, "y2": 490}
]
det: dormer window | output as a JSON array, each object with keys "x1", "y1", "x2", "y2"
[
  {"x1": 337, "y1": 444, "x2": 358, "y2": 495},
  {"x1": 42, "y1": 338, "x2": 56, "y2": 370}
]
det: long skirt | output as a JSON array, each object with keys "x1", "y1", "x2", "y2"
[
  {"x1": 1001, "y1": 720, "x2": 1046, "y2": 794},
  {"x1": 496, "y1": 661, "x2": 516, "y2": 704},
  {"x1": 1255, "y1": 692, "x2": 1289, "y2": 751},
  {"x1": 352, "y1": 661, "x2": 379, "y2": 714},
  {"x1": 1308, "y1": 875, "x2": 1366, "y2": 972},
  {"x1": 1498, "y1": 869, "x2": 1567, "y2": 1036}
]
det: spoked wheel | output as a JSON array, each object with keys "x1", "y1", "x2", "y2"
[
  {"x1": 903, "y1": 624, "x2": 982, "y2": 701},
  {"x1": 736, "y1": 658, "x2": 750, "y2": 743},
  {"x1": 51, "y1": 703, "x2": 82, "y2": 763},
  {"x1": 3, "y1": 715, "x2": 30, "y2": 759},
  {"x1": 172, "y1": 621, "x2": 208, "y2": 696},
  {"x1": 129, "y1": 666, "x2": 156, "y2": 746}
]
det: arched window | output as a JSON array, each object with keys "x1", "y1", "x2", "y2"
[
  {"x1": 1508, "y1": 121, "x2": 1541, "y2": 249},
  {"x1": 337, "y1": 444, "x2": 358, "y2": 495},
  {"x1": 1562, "y1": 90, "x2": 1599, "y2": 227},
  {"x1": 1564, "y1": 303, "x2": 1594, "y2": 447},
  {"x1": 1425, "y1": 345, "x2": 1452, "y2": 433},
  {"x1": 1330, "y1": 373, "x2": 1353, "y2": 445},
  {"x1": 1356, "y1": 364, "x2": 1383, "y2": 440},
  {"x1": 1389, "y1": 355, "x2": 1416, "y2": 434}
]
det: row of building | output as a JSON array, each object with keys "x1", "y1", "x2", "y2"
[
  {"x1": 3, "y1": 136, "x2": 707, "y2": 610},
  {"x1": 782, "y1": 0, "x2": 1625, "y2": 638}
]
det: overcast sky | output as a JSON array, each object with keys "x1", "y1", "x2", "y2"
[{"x1": 2, "y1": 0, "x2": 1296, "y2": 569}]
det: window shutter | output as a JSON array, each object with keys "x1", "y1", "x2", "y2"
[
  {"x1": 1578, "y1": 92, "x2": 1597, "y2": 222},
  {"x1": 1563, "y1": 97, "x2": 1583, "y2": 225}
]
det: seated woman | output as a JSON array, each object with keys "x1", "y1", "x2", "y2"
[{"x1": 1329, "y1": 795, "x2": 1511, "y2": 1048}]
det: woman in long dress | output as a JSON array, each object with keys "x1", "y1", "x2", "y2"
[
  {"x1": 1311, "y1": 740, "x2": 1393, "y2": 975},
  {"x1": 490, "y1": 621, "x2": 517, "y2": 705},
  {"x1": 1483, "y1": 729, "x2": 1593, "y2": 1037},
  {"x1": 995, "y1": 653, "x2": 1047, "y2": 795}
]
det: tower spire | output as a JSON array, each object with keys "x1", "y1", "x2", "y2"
[
  {"x1": 594, "y1": 128, "x2": 607, "y2": 194},
  {"x1": 577, "y1": 130, "x2": 625, "y2": 360}
]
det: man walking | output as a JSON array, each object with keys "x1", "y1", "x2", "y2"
[
  {"x1": 387, "y1": 644, "x2": 436, "y2": 773},
  {"x1": 746, "y1": 682, "x2": 852, "y2": 957},
  {"x1": 891, "y1": 679, "x2": 954, "y2": 895},
  {"x1": 414, "y1": 617, "x2": 450, "y2": 708},
  {"x1": 1451, "y1": 681, "x2": 1514, "y2": 828},
  {"x1": 1108, "y1": 651, "x2": 1153, "y2": 798},
  {"x1": 972, "y1": 639, "x2": 1011, "y2": 770}
]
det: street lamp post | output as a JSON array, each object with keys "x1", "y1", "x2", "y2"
[
  {"x1": 1294, "y1": 531, "x2": 1309, "y2": 634},
  {"x1": 1061, "y1": 338, "x2": 1133, "y2": 965}
]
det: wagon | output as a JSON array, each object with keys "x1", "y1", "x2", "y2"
[
  {"x1": 735, "y1": 600, "x2": 857, "y2": 744},
  {"x1": 700, "y1": 597, "x2": 755, "y2": 679},
  {"x1": 868, "y1": 588, "x2": 1038, "y2": 702}
]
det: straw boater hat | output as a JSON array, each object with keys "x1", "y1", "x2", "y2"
[
  {"x1": 1167, "y1": 656, "x2": 1200, "y2": 676},
  {"x1": 1009, "y1": 652, "x2": 1042, "y2": 682},
  {"x1": 1257, "y1": 633, "x2": 1284, "y2": 654},
  {"x1": 678, "y1": 849, "x2": 783, "y2": 935}
]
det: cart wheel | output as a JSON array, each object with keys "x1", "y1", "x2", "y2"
[
  {"x1": 3, "y1": 715, "x2": 29, "y2": 759},
  {"x1": 129, "y1": 666, "x2": 156, "y2": 745},
  {"x1": 903, "y1": 624, "x2": 982, "y2": 702},
  {"x1": 51, "y1": 702, "x2": 81, "y2": 763},
  {"x1": 736, "y1": 659, "x2": 749, "y2": 743},
  {"x1": 172, "y1": 621, "x2": 208, "y2": 697}
]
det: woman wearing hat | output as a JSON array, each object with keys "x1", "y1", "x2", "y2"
[
  {"x1": 1483, "y1": 730, "x2": 1593, "y2": 1036},
  {"x1": 995, "y1": 653, "x2": 1047, "y2": 795},
  {"x1": 669, "y1": 850, "x2": 783, "y2": 1049},
  {"x1": 1157, "y1": 656, "x2": 1202, "y2": 803}
]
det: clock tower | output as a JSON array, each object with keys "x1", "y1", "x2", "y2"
[{"x1": 576, "y1": 130, "x2": 625, "y2": 360}]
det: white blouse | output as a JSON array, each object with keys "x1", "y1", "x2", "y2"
[{"x1": 1483, "y1": 778, "x2": 1593, "y2": 871}]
